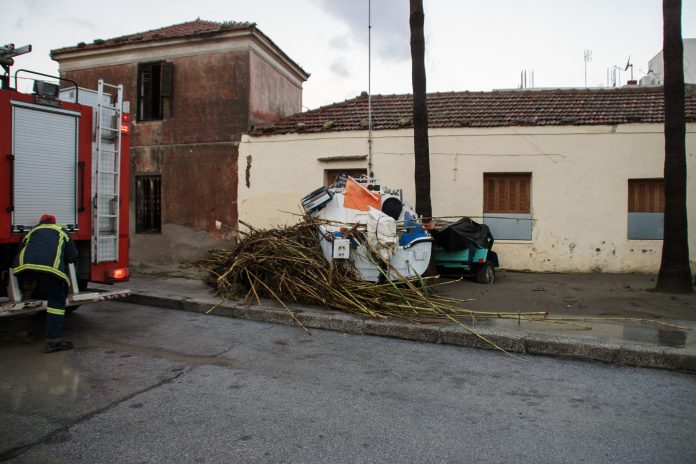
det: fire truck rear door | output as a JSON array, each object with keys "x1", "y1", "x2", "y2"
[{"x1": 11, "y1": 101, "x2": 79, "y2": 231}]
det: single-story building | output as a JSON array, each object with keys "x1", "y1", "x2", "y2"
[{"x1": 238, "y1": 86, "x2": 696, "y2": 273}]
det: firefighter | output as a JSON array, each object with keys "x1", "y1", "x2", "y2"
[{"x1": 13, "y1": 214, "x2": 78, "y2": 353}]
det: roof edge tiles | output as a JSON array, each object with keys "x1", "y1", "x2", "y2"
[
  {"x1": 51, "y1": 19, "x2": 253, "y2": 55},
  {"x1": 50, "y1": 19, "x2": 309, "y2": 79},
  {"x1": 250, "y1": 85, "x2": 696, "y2": 135}
]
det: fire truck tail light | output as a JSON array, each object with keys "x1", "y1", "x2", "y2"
[
  {"x1": 121, "y1": 113, "x2": 130, "y2": 133},
  {"x1": 108, "y1": 268, "x2": 129, "y2": 280}
]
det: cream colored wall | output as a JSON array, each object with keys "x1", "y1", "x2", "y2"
[{"x1": 239, "y1": 124, "x2": 696, "y2": 273}]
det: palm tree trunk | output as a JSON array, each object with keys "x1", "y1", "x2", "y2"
[
  {"x1": 410, "y1": 0, "x2": 432, "y2": 218},
  {"x1": 656, "y1": 0, "x2": 693, "y2": 293}
]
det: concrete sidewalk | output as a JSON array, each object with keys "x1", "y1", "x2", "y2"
[{"x1": 117, "y1": 272, "x2": 696, "y2": 372}]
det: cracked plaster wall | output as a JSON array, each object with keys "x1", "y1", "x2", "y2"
[{"x1": 238, "y1": 124, "x2": 696, "y2": 273}]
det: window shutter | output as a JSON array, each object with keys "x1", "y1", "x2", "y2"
[
  {"x1": 484, "y1": 173, "x2": 531, "y2": 214},
  {"x1": 628, "y1": 179, "x2": 664, "y2": 213},
  {"x1": 160, "y1": 62, "x2": 173, "y2": 97}
]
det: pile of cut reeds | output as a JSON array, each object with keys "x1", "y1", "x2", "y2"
[
  {"x1": 199, "y1": 218, "x2": 690, "y2": 350},
  {"x1": 199, "y1": 218, "x2": 548, "y2": 331}
]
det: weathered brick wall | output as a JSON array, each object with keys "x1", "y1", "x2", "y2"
[
  {"x1": 155, "y1": 51, "x2": 250, "y2": 144},
  {"x1": 62, "y1": 66, "x2": 134, "y2": 97},
  {"x1": 62, "y1": 50, "x2": 251, "y2": 144},
  {"x1": 60, "y1": 52, "x2": 247, "y2": 265},
  {"x1": 129, "y1": 143, "x2": 237, "y2": 267},
  {"x1": 131, "y1": 143, "x2": 238, "y2": 232},
  {"x1": 249, "y1": 51, "x2": 302, "y2": 125}
]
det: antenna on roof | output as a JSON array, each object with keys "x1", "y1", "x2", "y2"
[
  {"x1": 584, "y1": 49, "x2": 592, "y2": 87},
  {"x1": 623, "y1": 55, "x2": 633, "y2": 81},
  {"x1": 519, "y1": 69, "x2": 534, "y2": 89},
  {"x1": 612, "y1": 65, "x2": 622, "y2": 87}
]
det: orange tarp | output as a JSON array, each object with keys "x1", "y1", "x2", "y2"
[{"x1": 343, "y1": 177, "x2": 381, "y2": 211}]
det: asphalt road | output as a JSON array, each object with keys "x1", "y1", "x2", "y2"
[{"x1": 1, "y1": 301, "x2": 695, "y2": 463}]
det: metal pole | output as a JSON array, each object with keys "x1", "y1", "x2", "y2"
[
  {"x1": 367, "y1": 0, "x2": 373, "y2": 178},
  {"x1": 584, "y1": 61, "x2": 587, "y2": 87},
  {"x1": 584, "y1": 53, "x2": 587, "y2": 87},
  {"x1": 584, "y1": 50, "x2": 592, "y2": 87}
]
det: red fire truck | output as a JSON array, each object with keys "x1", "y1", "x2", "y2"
[{"x1": 1, "y1": 44, "x2": 130, "y2": 316}]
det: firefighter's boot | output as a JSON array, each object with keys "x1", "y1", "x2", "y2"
[{"x1": 44, "y1": 339, "x2": 74, "y2": 353}]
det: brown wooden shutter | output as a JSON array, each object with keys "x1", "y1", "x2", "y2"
[
  {"x1": 160, "y1": 62, "x2": 173, "y2": 97},
  {"x1": 628, "y1": 179, "x2": 664, "y2": 213},
  {"x1": 483, "y1": 173, "x2": 531, "y2": 214}
]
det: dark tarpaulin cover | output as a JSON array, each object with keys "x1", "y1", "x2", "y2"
[{"x1": 431, "y1": 217, "x2": 494, "y2": 252}]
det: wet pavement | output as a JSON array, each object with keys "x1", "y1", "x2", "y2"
[
  {"x1": 437, "y1": 271, "x2": 696, "y2": 350},
  {"x1": 438, "y1": 271, "x2": 696, "y2": 320},
  {"x1": 1, "y1": 300, "x2": 695, "y2": 463},
  {"x1": 113, "y1": 271, "x2": 696, "y2": 371}
]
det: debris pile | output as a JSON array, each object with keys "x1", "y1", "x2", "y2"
[
  {"x1": 199, "y1": 218, "x2": 689, "y2": 349},
  {"x1": 199, "y1": 218, "x2": 546, "y2": 325}
]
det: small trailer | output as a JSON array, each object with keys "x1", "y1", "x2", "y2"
[{"x1": 430, "y1": 217, "x2": 499, "y2": 284}]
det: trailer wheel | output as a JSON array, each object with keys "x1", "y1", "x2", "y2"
[{"x1": 476, "y1": 262, "x2": 495, "y2": 284}]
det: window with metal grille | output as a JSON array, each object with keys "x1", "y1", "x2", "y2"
[
  {"x1": 137, "y1": 62, "x2": 172, "y2": 121},
  {"x1": 628, "y1": 179, "x2": 664, "y2": 239},
  {"x1": 483, "y1": 173, "x2": 532, "y2": 240},
  {"x1": 136, "y1": 175, "x2": 161, "y2": 233}
]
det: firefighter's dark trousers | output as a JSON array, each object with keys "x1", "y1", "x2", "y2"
[{"x1": 18, "y1": 271, "x2": 67, "y2": 339}]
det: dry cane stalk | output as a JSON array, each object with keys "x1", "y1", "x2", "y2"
[{"x1": 197, "y1": 218, "x2": 690, "y2": 354}]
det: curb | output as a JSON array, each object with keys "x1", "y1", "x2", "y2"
[{"x1": 125, "y1": 292, "x2": 696, "y2": 373}]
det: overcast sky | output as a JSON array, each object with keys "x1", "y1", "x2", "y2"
[{"x1": 3, "y1": 0, "x2": 696, "y2": 109}]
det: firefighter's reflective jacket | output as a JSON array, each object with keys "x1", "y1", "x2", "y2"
[{"x1": 13, "y1": 223, "x2": 78, "y2": 283}]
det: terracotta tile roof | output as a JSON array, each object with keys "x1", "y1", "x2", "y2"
[
  {"x1": 52, "y1": 19, "x2": 256, "y2": 54},
  {"x1": 251, "y1": 86, "x2": 696, "y2": 135}
]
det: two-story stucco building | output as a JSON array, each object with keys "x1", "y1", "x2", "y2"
[{"x1": 51, "y1": 19, "x2": 308, "y2": 269}]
